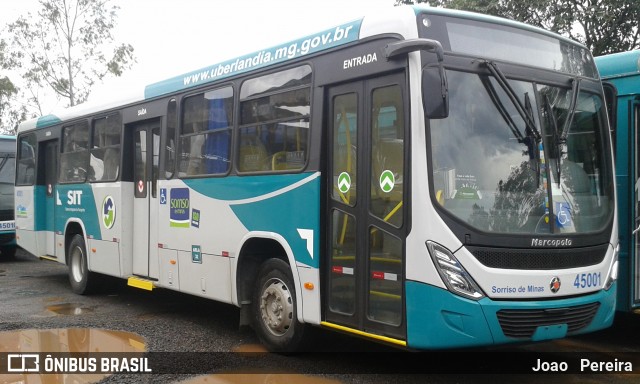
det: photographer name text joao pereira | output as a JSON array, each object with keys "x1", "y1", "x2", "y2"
[
  {"x1": 6, "y1": 354, "x2": 152, "y2": 374},
  {"x1": 532, "y1": 358, "x2": 633, "y2": 372}
]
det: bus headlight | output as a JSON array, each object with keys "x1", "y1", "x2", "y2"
[
  {"x1": 604, "y1": 244, "x2": 619, "y2": 291},
  {"x1": 426, "y1": 241, "x2": 484, "y2": 300}
]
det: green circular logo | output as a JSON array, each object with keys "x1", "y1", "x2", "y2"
[
  {"x1": 338, "y1": 172, "x2": 351, "y2": 194},
  {"x1": 102, "y1": 195, "x2": 116, "y2": 229},
  {"x1": 380, "y1": 170, "x2": 395, "y2": 193}
]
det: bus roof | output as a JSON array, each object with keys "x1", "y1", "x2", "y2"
[
  {"x1": 415, "y1": 6, "x2": 586, "y2": 49},
  {"x1": 595, "y1": 50, "x2": 640, "y2": 79},
  {"x1": 18, "y1": 5, "x2": 588, "y2": 134}
]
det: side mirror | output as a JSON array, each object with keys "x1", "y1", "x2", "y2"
[
  {"x1": 423, "y1": 65, "x2": 449, "y2": 119},
  {"x1": 385, "y1": 38, "x2": 449, "y2": 119}
]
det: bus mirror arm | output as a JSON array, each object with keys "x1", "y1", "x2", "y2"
[{"x1": 384, "y1": 38, "x2": 445, "y2": 62}]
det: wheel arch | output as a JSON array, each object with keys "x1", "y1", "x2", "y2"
[
  {"x1": 234, "y1": 231, "x2": 304, "y2": 322},
  {"x1": 63, "y1": 219, "x2": 88, "y2": 267}
]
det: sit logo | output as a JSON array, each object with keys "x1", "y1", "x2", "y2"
[
  {"x1": 67, "y1": 190, "x2": 83, "y2": 205},
  {"x1": 102, "y1": 196, "x2": 116, "y2": 229}
]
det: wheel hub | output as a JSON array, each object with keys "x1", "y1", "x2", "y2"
[{"x1": 260, "y1": 278, "x2": 293, "y2": 336}]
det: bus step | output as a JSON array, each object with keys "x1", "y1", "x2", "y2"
[
  {"x1": 320, "y1": 321, "x2": 406, "y2": 347},
  {"x1": 127, "y1": 276, "x2": 155, "y2": 291},
  {"x1": 39, "y1": 255, "x2": 58, "y2": 262}
]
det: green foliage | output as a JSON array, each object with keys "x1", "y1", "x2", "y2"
[
  {"x1": 395, "y1": 0, "x2": 640, "y2": 55},
  {"x1": 0, "y1": 40, "x2": 26, "y2": 134},
  {"x1": 3, "y1": 0, "x2": 136, "y2": 110}
]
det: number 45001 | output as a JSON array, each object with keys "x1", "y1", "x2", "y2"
[{"x1": 573, "y1": 272, "x2": 601, "y2": 289}]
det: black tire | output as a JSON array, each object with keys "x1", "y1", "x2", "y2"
[
  {"x1": 0, "y1": 246, "x2": 16, "y2": 259},
  {"x1": 67, "y1": 234, "x2": 97, "y2": 295},
  {"x1": 252, "y1": 258, "x2": 306, "y2": 352}
]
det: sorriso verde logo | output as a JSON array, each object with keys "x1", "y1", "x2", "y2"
[{"x1": 102, "y1": 196, "x2": 116, "y2": 229}]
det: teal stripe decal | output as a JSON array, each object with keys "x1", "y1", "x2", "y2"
[{"x1": 183, "y1": 173, "x2": 312, "y2": 201}]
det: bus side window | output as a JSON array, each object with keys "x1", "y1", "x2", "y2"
[
  {"x1": 60, "y1": 122, "x2": 89, "y2": 183},
  {"x1": 16, "y1": 134, "x2": 36, "y2": 186},
  {"x1": 179, "y1": 87, "x2": 233, "y2": 177},
  {"x1": 238, "y1": 65, "x2": 311, "y2": 173},
  {"x1": 90, "y1": 113, "x2": 121, "y2": 182}
]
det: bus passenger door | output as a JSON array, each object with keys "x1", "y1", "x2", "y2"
[
  {"x1": 132, "y1": 120, "x2": 160, "y2": 278},
  {"x1": 325, "y1": 73, "x2": 408, "y2": 340},
  {"x1": 41, "y1": 140, "x2": 58, "y2": 256}
]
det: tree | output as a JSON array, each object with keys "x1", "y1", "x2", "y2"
[
  {"x1": 3, "y1": 0, "x2": 135, "y2": 110},
  {"x1": 0, "y1": 40, "x2": 28, "y2": 134},
  {"x1": 395, "y1": 0, "x2": 640, "y2": 56}
]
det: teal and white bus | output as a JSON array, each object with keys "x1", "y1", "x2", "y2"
[
  {"x1": 595, "y1": 50, "x2": 640, "y2": 313},
  {"x1": 16, "y1": 6, "x2": 618, "y2": 351},
  {"x1": 0, "y1": 135, "x2": 17, "y2": 258}
]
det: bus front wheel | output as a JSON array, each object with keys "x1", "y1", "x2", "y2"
[
  {"x1": 68, "y1": 234, "x2": 97, "y2": 295},
  {"x1": 252, "y1": 258, "x2": 305, "y2": 352}
]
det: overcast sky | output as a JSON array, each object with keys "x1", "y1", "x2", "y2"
[{"x1": 1, "y1": 0, "x2": 396, "y2": 113}]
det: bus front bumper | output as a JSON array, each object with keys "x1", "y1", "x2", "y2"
[{"x1": 405, "y1": 280, "x2": 617, "y2": 350}]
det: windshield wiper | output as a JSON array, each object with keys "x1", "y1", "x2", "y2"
[
  {"x1": 560, "y1": 77, "x2": 581, "y2": 145},
  {"x1": 543, "y1": 94, "x2": 562, "y2": 186},
  {"x1": 482, "y1": 61, "x2": 542, "y2": 185},
  {"x1": 545, "y1": 78, "x2": 581, "y2": 186},
  {"x1": 479, "y1": 76, "x2": 525, "y2": 143},
  {"x1": 483, "y1": 61, "x2": 541, "y2": 142}
]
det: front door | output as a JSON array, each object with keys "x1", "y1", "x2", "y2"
[
  {"x1": 325, "y1": 73, "x2": 408, "y2": 339},
  {"x1": 131, "y1": 120, "x2": 160, "y2": 278}
]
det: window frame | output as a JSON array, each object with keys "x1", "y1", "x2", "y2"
[
  {"x1": 59, "y1": 120, "x2": 90, "y2": 184},
  {"x1": 89, "y1": 112, "x2": 122, "y2": 183},
  {"x1": 178, "y1": 85, "x2": 235, "y2": 178},
  {"x1": 237, "y1": 64, "x2": 313, "y2": 174},
  {"x1": 16, "y1": 133, "x2": 37, "y2": 186}
]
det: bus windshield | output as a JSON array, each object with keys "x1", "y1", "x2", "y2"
[{"x1": 429, "y1": 70, "x2": 613, "y2": 235}]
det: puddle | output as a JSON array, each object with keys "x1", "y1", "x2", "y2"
[
  {"x1": 230, "y1": 344, "x2": 268, "y2": 353},
  {"x1": 0, "y1": 328, "x2": 146, "y2": 383},
  {"x1": 46, "y1": 303, "x2": 94, "y2": 315},
  {"x1": 0, "y1": 328, "x2": 146, "y2": 353},
  {"x1": 179, "y1": 374, "x2": 341, "y2": 384}
]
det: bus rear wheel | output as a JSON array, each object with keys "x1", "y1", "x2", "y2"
[
  {"x1": 252, "y1": 258, "x2": 306, "y2": 352},
  {"x1": 68, "y1": 234, "x2": 97, "y2": 295}
]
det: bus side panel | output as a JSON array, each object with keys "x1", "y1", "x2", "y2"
[
  {"x1": 85, "y1": 183, "x2": 123, "y2": 277},
  {"x1": 55, "y1": 184, "x2": 101, "y2": 240},
  {"x1": 177, "y1": 249, "x2": 231, "y2": 303},
  {"x1": 15, "y1": 185, "x2": 41, "y2": 258},
  {"x1": 155, "y1": 178, "x2": 245, "y2": 303}
]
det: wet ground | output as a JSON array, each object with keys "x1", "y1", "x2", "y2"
[{"x1": 1, "y1": 248, "x2": 640, "y2": 383}]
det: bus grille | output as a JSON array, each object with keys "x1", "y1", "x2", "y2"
[
  {"x1": 467, "y1": 244, "x2": 607, "y2": 270},
  {"x1": 496, "y1": 302, "x2": 600, "y2": 338}
]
